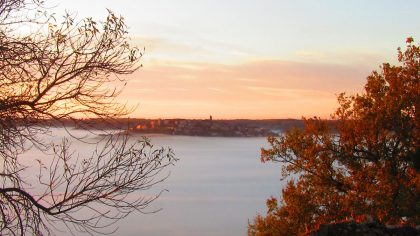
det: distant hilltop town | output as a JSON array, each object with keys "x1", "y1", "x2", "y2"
[{"x1": 128, "y1": 116, "x2": 278, "y2": 137}]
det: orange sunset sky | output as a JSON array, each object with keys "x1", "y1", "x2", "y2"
[{"x1": 53, "y1": 0, "x2": 420, "y2": 119}]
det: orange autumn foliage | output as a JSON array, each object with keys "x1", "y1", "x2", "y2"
[{"x1": 249, "y1": 38, "x2": 420, "y2": 236}]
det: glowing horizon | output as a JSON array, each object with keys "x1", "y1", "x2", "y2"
[{"x1": 51, "y1": 0, "x2": 420, "y2": 119}]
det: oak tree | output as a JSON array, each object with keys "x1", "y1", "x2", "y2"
[
  {"x1": 0, "y1": 0, "x2": 175, "y2": 235},
  {"x1": 249, "y1": 38, "x2": 419, "y2": 236}
]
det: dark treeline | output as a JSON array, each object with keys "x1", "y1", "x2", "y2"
[{"x1": 45, "y1": 118, "x2": 312, "y2": 131}]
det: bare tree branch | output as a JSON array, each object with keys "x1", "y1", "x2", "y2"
[{"x1": 0, "y1": 1, "x2": 176, "y2": 235}]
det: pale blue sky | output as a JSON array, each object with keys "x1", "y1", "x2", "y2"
[
  {"x1": 52, "y1": 0, "x2": 419, "y2": 63},
  {"x1": 50, "y1": 0, "x2": 420, "y2": 118}
]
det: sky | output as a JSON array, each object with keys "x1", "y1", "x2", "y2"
[{"x1": 51, "y1": 0, "x2": 420, "y2": 119}]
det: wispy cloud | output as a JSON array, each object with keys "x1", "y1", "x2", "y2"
[
  {"x1": 122, "y1": 59, "x2": 372, "y2": 118},
  {"x1": 129, "y1": 35, "x2": 255, "y2": 64},
  {"x1": 244, "y1": 86, "x2": 333, "y2": 100},
  {"x1": 134, "y1": 88, "x2": 155, "y2": 93},
  {"x1": 291, "y1": 49, "x2": 392, "y2": 67},
  {"x1": 168, "y1": 88, "x2": 189, "y2": 92},
  {"x1": 208, "y1": 87, "x2": 225, "y2": 92}
]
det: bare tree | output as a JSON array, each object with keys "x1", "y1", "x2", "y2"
[{"x1": 0, "y1": 0, "x2": 176, "y2": 235}]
